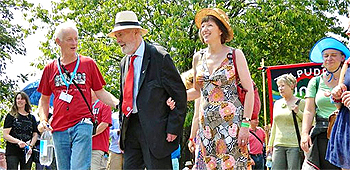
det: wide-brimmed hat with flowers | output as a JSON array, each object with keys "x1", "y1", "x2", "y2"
[
  {"x1": 195, "y1": 8, "x2": 234, "y2": 42},
  {"x1": 108, "y1": 11, "x2": 148, "y2": 38},
  {"x1": 309, "y1": 37, "x2": 350, "y2": 63}
]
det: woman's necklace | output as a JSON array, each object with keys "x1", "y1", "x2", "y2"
[
  {"x1": 325, "y1": 65, "x2": 341, "y2": 82},
  {"x1": 282, "y1": 96, "x2": 297, "y2": 108}
]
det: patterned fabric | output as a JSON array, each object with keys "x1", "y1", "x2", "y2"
[
  {"x1": 325, "y1": 67, "x2": 350, "y2": 169},
  {"x1": 194, "y1": 49, "x2": 248, "y2": 170}
]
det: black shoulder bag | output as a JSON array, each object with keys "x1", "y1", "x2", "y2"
[
  {"x1": 58, "y1": 59, "x2": 98, "y2": 135},
  {"x1": 291, "y1": 99, "x2": 305, "y2": 164}
]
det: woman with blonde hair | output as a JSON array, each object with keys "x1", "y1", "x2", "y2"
[
  {"x1": 267, "y1": 73, "x2": 305, "y2": 169},
  {"x1": 3, "y1": 91, "x2": 39, "y2": 170},
  {"x1": 187, "y1": 8, "x2": 254, "y2": 169}
]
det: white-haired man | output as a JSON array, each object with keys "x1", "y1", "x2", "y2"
[
  {"x1": 38, "y1": 21, "x2": 119, "y2": 169},
  {"x1": 108, "y1": 11, "x2": 187, "y2": 169}
]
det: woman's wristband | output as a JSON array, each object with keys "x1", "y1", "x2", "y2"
[
  {"x1": 330, "y1": 95, "x2": 341, "y2": 104},
  {"x1": 189, "y1": 138, "x2": 194, "y2": 143},
  {"x1": 241, "y1": 122, "x2": 250, "y2": 128}
]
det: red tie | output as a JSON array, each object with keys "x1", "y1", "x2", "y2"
[{"x1": 122, "y1": 55, "x2": 137, "y2": 117}]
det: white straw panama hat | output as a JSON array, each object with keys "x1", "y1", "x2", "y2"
[
  {"x1": 195, "y1": 8, "x2": 234, "y2": 42},
  {"x1": 309, "y1": 37, "x2": 350, "y2": 63},
  {"x1": 0, "y1": 148, "x2": 5, "y2": 154},
  {"x1": 108, "y1": 11, "x2": 148, "y2": 38}
]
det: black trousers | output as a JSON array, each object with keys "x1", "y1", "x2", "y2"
[
  {"x1": 309, "y1": 132, "x2": 340, "y2": 169},
  {"x1": 6, "y1": 155, "x2": 33, "y2": 170},
  {"x1": 123, "y1": 113, "x2": 172, "y2": 170}
]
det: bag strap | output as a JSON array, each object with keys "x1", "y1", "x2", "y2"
[
  {"x1": 292, "y1": 99, "x2": 302, "y2": 149},
  {"x1": 315, "y1": 75, "x2": 320, "y2": 94},
  {"x1": 58, "y1": 58, "x2": 95, "y2": 120},
  {"x1": 227, "y1": 49, "x2": 239, "y2": 86},
  {"x1": 249, "y1": 130, "x2": 264, "y2": 146}
]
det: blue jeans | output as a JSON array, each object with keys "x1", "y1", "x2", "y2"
[
  {"x1": 52, "y1": 120, "x2": 92, "y2": 170},
  {"x1": 250, "y1": 154, "x2": 264, "y2": 170}
]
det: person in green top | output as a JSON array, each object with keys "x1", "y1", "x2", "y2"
[
  {"x1": 267, "y1": 73, "x2": 305, "y2": 169},
  {"x1": 301, "y1": 37, "x2": 344, "y2": 170}
]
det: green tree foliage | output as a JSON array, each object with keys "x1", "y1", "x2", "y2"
[
  {"x1": 230, "y1": 0, "x2": 349, "y2": 125},
  {"x1": 27, "y1": 0, "x2": 349, "y2": 124},
  {"x1": 0, "y1": 0, "x2": 33, "y2": 149}
]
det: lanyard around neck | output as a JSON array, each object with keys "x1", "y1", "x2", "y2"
[
  {"x1": 57, "y1": 54, "x2": 80, "y2": 91},
  {"x1": 92, "y1": 99, "x2": 100, "y2": 110}
]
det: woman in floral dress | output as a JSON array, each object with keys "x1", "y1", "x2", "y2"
[{"x1": 187, "y1": 8, "x2": 254, "y2": 169}]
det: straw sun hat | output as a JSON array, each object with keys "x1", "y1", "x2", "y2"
[
  {"x1": 108, "y1": 11, "x2": 148, "y2": 38},
  {"x1": 195, "y1": 8, "x2": 234, "y2": 42}
]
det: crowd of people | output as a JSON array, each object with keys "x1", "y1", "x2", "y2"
[{"x1": 1, "y1": 7, "x2": 350, "y2": 170}]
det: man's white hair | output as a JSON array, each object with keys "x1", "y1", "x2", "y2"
[{"x1": 54, "y1": 20, "x2": 78, "y2": 41}]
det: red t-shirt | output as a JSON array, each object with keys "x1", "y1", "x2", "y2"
[
  {"x1": 92, "y1": 101, "x2": 112, "y2": 152},
  {"x1": 38, "y1": 55, "x2": 106, "y2": 132},
  {"x1": 249, "y1": 127, "x2": 266, "y2": 155}
]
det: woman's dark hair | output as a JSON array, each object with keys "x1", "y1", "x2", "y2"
[
  {"x1": 199, "y1": 15, "x2": 229, "y2": 44},
  {"x1": 10, "y1": 91, "x2": 32, "y2": 117}
]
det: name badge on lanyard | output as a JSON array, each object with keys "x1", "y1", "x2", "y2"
[
  {"x1": 59, "y1": 92, "x2": 73, "y2": 103},
  {"x1": 57, "y1": 54, "x2": 80, "y2": 103}
]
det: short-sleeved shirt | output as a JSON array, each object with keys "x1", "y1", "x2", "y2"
[
  {"x1": 4, "y1": 113, "x2": 38, "y2": 156},
  {"x1": 305, "y1": 75, "x2": 337, "y2": 118},
  {"x1": 37, "y1": 55, "x2": 106, "y2": 132},
  {"x1": 249, "y1": 127, "x2": 266, "y2": 155},
  {"x1": 109, "y1": 113, "x2": 122, "y2": 154},
  {"x1": 92, "y1": 100, "x2": 112, "y2": 153}
]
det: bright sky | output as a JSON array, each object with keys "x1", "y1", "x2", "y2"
[
  {"x1": 5, "y1": 0, "x2": 54, "y2": 89},
  {"x1": 4, "y1": 2, "x2": 349, "y2": 90}
]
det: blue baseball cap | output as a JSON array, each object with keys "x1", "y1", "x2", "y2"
[{"x1": 309, "y1": 37, "x2": 350, "y2": 63}]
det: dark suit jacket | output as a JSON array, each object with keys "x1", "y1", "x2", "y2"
[{"x1": 119, "y1": 41, "x2": 187, "y2": 159}]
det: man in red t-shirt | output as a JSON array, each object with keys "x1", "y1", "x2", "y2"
[
  {"x1": 249, "y1": 117, "x2": 266, "y2": 170},
  {"x1": 91, "y1": 91, "x2": 112, "y2": 169},
  {"x1": 37, "y1": 21, "x2": 119, "y2": 170}
]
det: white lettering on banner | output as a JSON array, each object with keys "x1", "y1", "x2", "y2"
[
  {"x1": 296, "y1": 68, "x2": 326, "y2": 78},
  {"x1": 294, "y1": 86, "x2": 307, "y2": 96}
]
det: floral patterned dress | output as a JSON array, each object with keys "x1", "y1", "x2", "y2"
[{"x1": 194, "y1": 49, "x2": 248, "y2": 170}]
